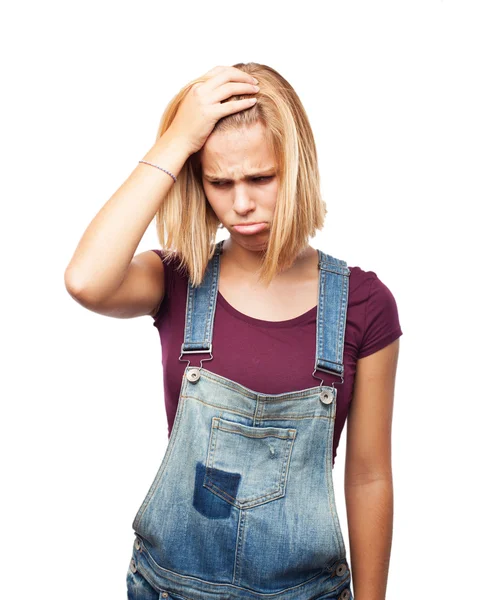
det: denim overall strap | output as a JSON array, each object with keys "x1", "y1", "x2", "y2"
[
  {"x1": 180, "y1": 240, "x2": 224, "y2": 359},
  {"x1": 314, "y1": 250, "x2": 351, "y2": 384}
]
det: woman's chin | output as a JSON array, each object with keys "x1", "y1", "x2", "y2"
[{"x1": 228, "y1": 229, "x2": 269, "y2": 251}]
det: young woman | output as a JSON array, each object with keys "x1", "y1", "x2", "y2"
[{"x1": 65, "y1": 63, "x2": 402, "y2": 600}]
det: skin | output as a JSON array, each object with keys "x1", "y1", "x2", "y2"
[
  {"x1": 200, "y1": 121, "x2": 278, "y2": 259},
  {"x1": 199, "y1": 121, "x2": 320, "y2": 321},
  {"x1": 201, "y1": 120, "x2": 399, "y2": 600}
]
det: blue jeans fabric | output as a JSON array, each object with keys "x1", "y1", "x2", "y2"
[
  {"x1": 127, "y1": 241, "x2": 354, "y2": 600},
  {"x1": 126, "y1": 561, "x2": 158, "y2": 600},
  {"x1": 127, "y1": 537, "x2": 353, "y2": 600}
]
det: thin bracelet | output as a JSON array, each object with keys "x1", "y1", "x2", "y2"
[{"x1": 138, "y1": 160, "x2": 177, "y2": 183}]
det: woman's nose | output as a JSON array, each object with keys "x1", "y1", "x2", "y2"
[{"x1": 232, "y1": 186, "x2": 255, "y2": 213}]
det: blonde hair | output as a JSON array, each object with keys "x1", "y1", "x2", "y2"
[{"x1": 154, "y1": 62, "x2": 327, "y2": 286}]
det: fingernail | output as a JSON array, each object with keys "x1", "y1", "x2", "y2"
[{"x1": 252, "y1": 77, "x2": 259, "y2": 84}]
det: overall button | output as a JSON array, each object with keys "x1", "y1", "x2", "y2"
[
  {"x1": 186, "y1": 368, "x2": 201, "y2": 383},
  {"x1": 319, "y1": 390, "x2": 333, "y2": 404},
  {"x1": 339, "y1": 589, "x2": 350, "y2": 600},
  {"x1": 161, "y1": 593, "x2": 169, "y2": 598},
  {"x1": 134, "y1": 538, "x2": 141, "y2": 550},
  {"x1": 130, "y1": 559, "x2": 137, "y2": 573},
  {"x1": 336, "y1": 562, "x2": 347, "y2": 576}
]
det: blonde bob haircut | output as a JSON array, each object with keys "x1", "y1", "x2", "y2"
[{"x1": 154, "y1": 62, "x2": 327, "y2": 287}]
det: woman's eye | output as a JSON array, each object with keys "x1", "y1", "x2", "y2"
[{"x1": 211, "y1": 176, "x2": 272, "y2": 187}]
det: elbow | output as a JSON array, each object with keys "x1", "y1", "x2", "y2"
[
  {"x1": 64, "y1": 268, "x2": 83, "y2": 297},
  {"x1": 64, "y1": 268, "x2": 97, "y2": 305}
]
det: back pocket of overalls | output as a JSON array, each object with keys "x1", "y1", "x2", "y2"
[{"x1": 204, "y1": 417, "x2": 297, "y2": 509}]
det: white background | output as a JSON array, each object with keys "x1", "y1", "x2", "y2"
[{"x1": 1, "y1": 1, "x2": 477, "y2": 598}]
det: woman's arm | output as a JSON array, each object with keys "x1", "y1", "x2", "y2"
[{"x1": 344, "y1": 338, "x2": 400, "y2": 600}]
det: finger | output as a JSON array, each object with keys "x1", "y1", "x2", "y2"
[
  {"x1": 203, "y1": 66, "x2": 258, "y2": 92},
  {"x1": 210, "y1": 81, "x2": 259, "y2": 105},
  {"x1": 200, "y1": 65, "x2": 229, "y2": 83},
  {"x1": 216, "y1": 97, "x2": 257, "y2": 118}
]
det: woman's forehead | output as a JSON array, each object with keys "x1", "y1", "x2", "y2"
[{"x1": 200, "y1": 124, "x2": 275, "y2": 172}]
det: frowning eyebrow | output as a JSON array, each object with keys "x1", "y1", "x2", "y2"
[{"x1": 203, "y1": 167, "x2": 277, "y2": 183}]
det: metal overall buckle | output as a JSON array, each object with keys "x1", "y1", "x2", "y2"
[
  {"x1": 179, "y1": 344, "x2": 213, "y2": 383},
  {"x1": 312, "y1": 365, "x2": 344, "y2": 404}
]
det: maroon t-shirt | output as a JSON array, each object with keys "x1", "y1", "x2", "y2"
[{"x1": 149, "y1": 249, "x2": 403, "y2": 468}]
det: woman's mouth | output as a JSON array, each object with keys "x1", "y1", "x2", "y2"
[{"x1": 232, "y1": 222, "x2": 268, "y2": 235}]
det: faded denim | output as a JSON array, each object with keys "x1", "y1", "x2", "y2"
[{"x1": 127, "y1": 240, "x2": 354, "y2": 600}]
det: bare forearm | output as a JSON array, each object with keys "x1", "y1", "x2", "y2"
[
  {"x1": 345, "y1": 477, "x2": 393, "y2": 600},
  {"x1": 64, "y1": 130, "x2": 191, "y2": 301}
]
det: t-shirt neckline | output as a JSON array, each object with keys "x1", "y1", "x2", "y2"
[{"x1": 217, "y1": 290, "x2": 317, "y2": 328}]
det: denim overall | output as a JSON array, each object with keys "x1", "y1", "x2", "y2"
[{"x1": 127, "y1": 240, "x2": 353, "y2": 600}]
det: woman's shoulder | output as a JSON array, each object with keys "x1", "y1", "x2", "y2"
[
  {"x1": 346, "y1": 263, "x2": 403, "y2": 358},
  {"x1": 347, "y1": 264, "x2": 381, "y2": 302},
  {"x1": 347, "y1": 263, "x2": 397, "y2": 304}
]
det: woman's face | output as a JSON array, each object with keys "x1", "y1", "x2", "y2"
[{"x1": 200, "y1": 122, "x2": 278, "y2": 252}]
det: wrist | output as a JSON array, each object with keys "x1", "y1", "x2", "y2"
[
  {"x1": 158, "y1": 127, "x2": 195, "y2": 160},
  {"x1": 142, "y1": 131, "x2": 192, "y2": 180}
]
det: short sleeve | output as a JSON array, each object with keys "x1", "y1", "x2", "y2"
[
  {"x1": 357, "y1": 274, "x2": 403, "y2": 359},
  {"x1": 149, "y1": 249, "x2": 170, "y2": 322}
]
